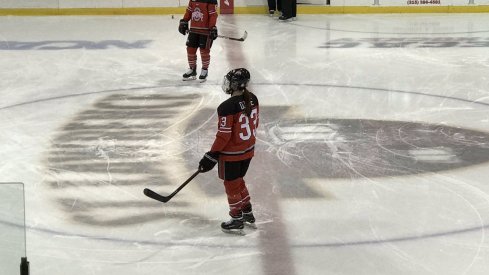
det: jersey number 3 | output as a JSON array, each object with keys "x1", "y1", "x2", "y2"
[{"x1": 238, "y1": 109, "x2": 258, "y2": 141}]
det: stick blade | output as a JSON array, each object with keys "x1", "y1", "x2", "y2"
[
  {"x1": 143, "y1": 188, "x2": 170, "y2": 203},
  {"x1": 241, "y1": 31, "x2": 248, "y2": 41}
]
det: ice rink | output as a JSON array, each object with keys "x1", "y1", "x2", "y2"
[{"x1": 1, "y1": 13, "x2": 489, "y2": 275}]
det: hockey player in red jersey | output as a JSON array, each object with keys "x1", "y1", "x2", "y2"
[
  {"x1": 198, "y1": 68, "x2": 259, "y2": 234},
  {"x1": 178, "y1": 0, "x2": 218, "y2": 82}
]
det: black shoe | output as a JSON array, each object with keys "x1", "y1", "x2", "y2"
[
  {"x1": 221, "y1": 215, "x2": 244, "y2": 235},
  {"x1": 279, "y1": 15, "x2": 292, "y2": 21},
  {"x1": 269, "y1": 10, "x2": 275, "y2": 16},
  {"x1": 182, "y1": 68, "x2": 196, "y2": 81}
]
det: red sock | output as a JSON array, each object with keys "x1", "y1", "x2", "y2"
[
  {"x1": 200, "y1": 48, "x2": 210, "y2": 70},
  {"x1": 187, "y1": 47, "x2": 197, "y2": 69},
  {"x1": 239, "y1": 178, "x2": 251, "y2": 210},
  {"x1": 224, "y1": 178, "x2": 243, "y2": 217}
]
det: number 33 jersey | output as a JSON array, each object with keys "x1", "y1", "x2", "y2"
[{"x1": 211, "y1": 93, "x2": 259, "y2": 161}]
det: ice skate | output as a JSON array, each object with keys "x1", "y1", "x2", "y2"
[
  {"x1": 269, "y1": 10, "x2": 275, "y2": 17},
  {"x1": 243, "y1": 211, "x2": 257, "y2": 229},
  {"x1": 221, "y1": 215, "x2": 245, "y2": 235},
  {"x1": 199, "y1": 69, "x2": 208, "y2": 83},
  {"x1": 182, "y1": 68, "x2": 197, "y2": 81}
]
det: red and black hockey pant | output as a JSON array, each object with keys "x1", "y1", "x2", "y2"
[{"x1": 186, "y1": 32, "x2": 212, "y2": 70}]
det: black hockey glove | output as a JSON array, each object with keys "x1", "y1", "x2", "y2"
[
  {"x1": 199, "y1": 151, "x2": 219, "y2": 173},
  {"x1": 210, "y1": 26, "x2": 218, "y2": 40},
  {"x1": 178, "y1": 19, "x2": 189, "y2": 35}
]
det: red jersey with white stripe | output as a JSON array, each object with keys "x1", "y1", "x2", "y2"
[
  {"x1": 211, "y1": 93, "x2": 259, "y2": 161},
  {"x1": 183, "y1": 0, "x2": 218, "y2": 35}
]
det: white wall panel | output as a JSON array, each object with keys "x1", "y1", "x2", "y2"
[
  {"x1": 450, "y1": 0, "x2": 467, "y2": 4},
  {"x1": 329, "y1": 0, "x2": 344, "y2": 6},
  {"x1": 59, "y1": 0, "x2": 122, "y2": 8},
  {"x1": 235, "y1": 0, "x2": 266, "y2": 6},
  {"x1": 344, "y1": 0, "x2": 374, "y2": 5},
  {"x1": 0, "y1": 0, "x2": 58, "y2": 8},
  {"x1": 123, "y1": 0, "x2": 180, "y2": 8}
]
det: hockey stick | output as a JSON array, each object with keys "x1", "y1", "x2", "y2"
[
  {"x1": 218, "y1": 31, "x2": 248, "y2": 42},
  {"x1": 143, "y1": 170, "x2": 200, "y2": 203}
]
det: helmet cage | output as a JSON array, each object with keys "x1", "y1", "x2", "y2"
[{"x1": 222, "y1": 76, "x2": 233, "y2": 94}]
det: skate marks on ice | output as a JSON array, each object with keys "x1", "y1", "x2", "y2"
[
  {"x1": 44, "y1": 90, "x2": 208, "y2": 227},
  {"x1": 263, "y1": 118, "x2": 489, "y2": 180},
  {"x1": 184, "y1": 105, "x2": 489, "y2": 198}
]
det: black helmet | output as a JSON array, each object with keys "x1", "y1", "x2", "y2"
[{"x1": 222, "y1": 68, "x2": 250, "y2": 94}]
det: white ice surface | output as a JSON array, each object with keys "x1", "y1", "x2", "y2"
[{"x1": 1, "y1": 14, "x2": 489, "y2": 275}]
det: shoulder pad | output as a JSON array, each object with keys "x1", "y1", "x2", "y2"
[{"x1": 217, "y1": 98, "x2": 237, "y2": 116}]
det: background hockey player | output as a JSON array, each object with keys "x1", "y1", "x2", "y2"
[
  {"x1": 267, "y1": 0, "x2": 281, "y2": 16},
  {"x1": 198, "y1": 68, "x2": 260, "y2": 234},
  {"x1": 178, "y1": 0, "x2": 218, "y2": 82},
  {"x1": 279, "y1": 0, "x2": 297, "y2": 21}
]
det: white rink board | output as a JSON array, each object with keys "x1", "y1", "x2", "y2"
[
  {"x1": 235, "y1": 0, "x2": 267, "y2": 6},
  {"x1": 122, "y1": 0, "x2": 179, "y2": 7},
  {"x1": 0, "y1": 0, "x2": 58, "y2": 8},
  {"x1": 58, "y1": 0, "x2": 122, "y2": 9},
  {"x1": 344, "y1": 0, "x2": 376, "y2": 5},
  {"x1": 0, "y1": 0, "x2": 180, "y2": 9},
  {"x1": 58, "y1": 0, "x2": 179, "y2": 8},
  {"x1": 330, "y1": 0, "x2": 374, "y2": 6},
  {"x1": 1, "y1": 0, "x2": 489, "y2": 9},
  {"x1": 330, "y1": 0, "x2": 489, "y2": 5}
]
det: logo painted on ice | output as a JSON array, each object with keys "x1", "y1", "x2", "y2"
[
  {"x1": 0, "y1": 40, "x2": 152, "y2": 50},
  {"x1": 192, "y1": 7, "x2": 204, "y2": 22},
  {"x1": 321, "y1": 37, "x2": 489, "y2": 48},
  {"x1": 264, "y1": 118, "x2": 489, "y2": 179},
  {"x1": 45, "y1": 92, "x2": 203, "y2": 226}
]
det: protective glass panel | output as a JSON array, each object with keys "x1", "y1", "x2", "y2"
[{"x1": 0, "y1": 183, "x2": 26, "y2": 275}]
